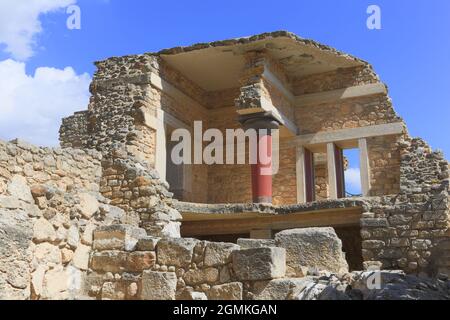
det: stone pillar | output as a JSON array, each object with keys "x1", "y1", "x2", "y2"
[
  {"x1": 239, "y1": 113, "x2": 280, "y2": 204},
  {"x1": 296, "y1": 146, "x2": 315, "y2": 203},
  {"x1": 327, "y1": 143, "x2": 346, "y2": 199},
  {"x1": 359, "y1": 138, "x2": 371, "y2": 196}
]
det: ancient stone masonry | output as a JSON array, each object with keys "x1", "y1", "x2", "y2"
[
  {"x1": 0, "y1": 139, "x2": 126, "y2": 299},
  {"x1": 99, "y1": 148, "x2": 182, "y2": 238},
  {"x1": 361, "y1": 138, "x2": 450, "y2": 275},
  {"x1": 3, "y1": 31, "x2": 450, "y2": 300}
]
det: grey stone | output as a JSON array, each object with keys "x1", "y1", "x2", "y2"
[
  {"x1": 93, "y1": 224, "x2": 146, "y2": 252},
  {"x1": 141, "y1": 271, "x2": 177, "y2": 300},
  {"x1": 204, "y1": 242, "x2": 240, "y2": 267},
  {"x1": 237, "y1": 238, "x2": 276, "y2": 249},
  {"x1": 157, "y1": 238, "x2": 198, "y2": 268},
  {"x1": 275, "y1": 228, "x2": 349, "y2": 276},
  {"x1": 209, "y1": 282, "x2": 243, "y2": 300},
  {"x1": 232, "y1": 247, "x2": 286, "y2": 281},
  {"x1": 7, "y1": 175, "x2": 33, "y2": 203}
]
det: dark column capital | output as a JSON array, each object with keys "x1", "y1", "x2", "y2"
[{"x1": 238, "y1": 112, "x2": 280, "y2": 132}]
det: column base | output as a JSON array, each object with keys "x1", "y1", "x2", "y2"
[{"x1": 253, "y1": 196, "x2": 272, "y2": 204}]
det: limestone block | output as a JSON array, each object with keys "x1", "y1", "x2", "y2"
[
  {"x1": 93, "y1": 224, "x2": 146, "y2": 252},
  {"x1": 125, "y1": 251, "x2": 156, "y2": 272},
  {"x1": 275, "y1": 228, "x2": 349, "y2": 276},
  {"x1": 251, "y1": 278, "x2": 309, "y2": 300},
  {"x1": 33, "y1": 218, "x2": 56, "y2": 243},
  {"x1": 31, "y1": 265, "x2": 47, "y2": 297},
  {"x1": 77, "y1": 193, "x2": 99, "y2": 219},
  {"x1": 34, "y1": 243, "x2": 62, "y2": 265},
  {"x1": 136, "y1": 236, "x2": 160, "y2": 251},
  {"x1": 67, "y1": 225, "x2": 80, "y2": 249},
  {"x1": 209, "y1": 282, "x2": 243, "y2": 300},
  {"x1": 73, "y1": 244, "x2": 91, "y2": 270},
  {"x1": 7, "y1": 175, "x2": 33, "y2": 203},
  {"x1": 183, "y1": 268, "x2": 219, "y2": 286},
  {"x1": 81, "y1": 223, "x2": 96, "y2": 245},
  {"x1": 204, "y1": 242, "x2": 240, "y2": 267},
  {"x1": 232, "y1": 247, "x2": 286, "y2": 281},
  {"x1": 90, "y1": 251, "x2": 127, "y2": 273},
  {"x1": 237, "y1": 238, "x2": 276, "y2": 249},
  {"x1": 157, "y1": 238, "x2": 198, "y2": 267},
  {"x1": 176, "y1": 287, "x2": 208, "y2": 300},
  {"x1": 41, "y1": 267, "x2": 69, "y2": 300},
  {"x1": 61, "y1": 248, "x2": 74, "y2": 264},
  {"x1": 141, "y1": 271, "x2": 177, "y2": 300}
]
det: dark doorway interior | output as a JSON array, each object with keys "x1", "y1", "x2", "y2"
[{"x1": 335, "y1": 226, "x2": 363, "y2": 271}]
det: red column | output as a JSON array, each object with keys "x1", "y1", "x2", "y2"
[
  {"x1": 239, "y1": 114, "x2": 280, "y2": 204},
  {"x1": 251, "y1": 133, "x2": 273, "y2": 203}
]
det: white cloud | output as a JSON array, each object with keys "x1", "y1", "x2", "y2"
[
  {"x1": 0, "y1": 0, "x2": 76, "y2": 60},
  {"x1": 345, "y1": 167, "x2": 362, "y2": 195},
  {"x1": 0, "y1": 59, "x2": 91, "y2": 146}
]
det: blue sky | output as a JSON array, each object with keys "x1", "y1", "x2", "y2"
[{"x1": 0, "y1": 0, "x2": 449, "y2": 193}]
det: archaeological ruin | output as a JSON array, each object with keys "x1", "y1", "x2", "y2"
[{"x1": 1, "y1": 31, "x2": 450, "y2": 300}]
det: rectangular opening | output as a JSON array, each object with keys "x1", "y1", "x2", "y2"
[{"x1": 343, "y1": 148, "x2": 362, "y2": 197}]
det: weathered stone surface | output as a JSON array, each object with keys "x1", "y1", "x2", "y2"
[
  {"x1": 237, "y1": 238, "x2": 276, "y2": 249},
  {"x1": 73, "y1": 244, "x2": 91, "y2": 270},
  {"x1": 90, "y1": 251, "x2": 127, "y2": 273},
  {"x1": 41, "y1": 267, "x2": 69, "y2": 300},
  {"x1": 67, "y1": 225, "x2": 80, "y2": 249},
  {"x1": 157, "y1": 238, "x2": 198, "y2": 267},
  {"x1": 33, "y1": 218, "x2": 56, "y2": 243},
  {"x1": 176, "y1": 287, "x2": 208, "y2": 300},
  {"x1": 251, "y1": 278, "x2": 310, "y2": 300},
  {"x1": 0, "y1": 208, "x2": 33, "y2": 300},
  {"x1": 31, "y1": 265, "x2": 46, "y2": 297},
  {"x1": 275, "y1": 228, "x2": 349, "y2": 276},
  {"x1": 81, "y1": 223, "x2": 96, "y2": 245},
  {"x1": 209, "y1": 282, "x2": 243, "y2": 300},
  {"x1": 183, "y1": 268, "x2": 219, "y2": 286},
  {"x1": 93, "y1": 224, "x2": 146, "y2": 252},
  {"x1": 141, "y1": 271, "x2": 177, "y2": 300},
  {"x1": 61, "y1": 248, "x2": 74, "y2": 264},
  {"x1": 136, "y1": 236, "x2": 160, "y2": 251},
  {"x1": 7, "y1": 175, "x2": 33, "y2": 203},
  {"x1": 232, "y1": 247, "x2": 286, "y2": 281},
  {"x1": 34, "y1": 243, "x2": 62, "y2": 265},
  {"x1": 77, "y1": 193, "x2": 99, "y2": 219},
  {"x1": 126, "y1": 251, "x2": 156, "y2": 272},
  {"x1": 204, "y1": 242, "x2": 240, "y2": 267}
]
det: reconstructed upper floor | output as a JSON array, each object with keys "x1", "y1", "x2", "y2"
[{"x1": 60, "y1": 31, "x2": 406, "y2": 206}]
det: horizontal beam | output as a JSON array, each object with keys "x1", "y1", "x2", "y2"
[
  {"x1": 262, "y1": 67, "x2": 295, "y2": 103},
  {"x1": 295, "y1": 83, "x2": 387, "y2": 107},
  {"x1": 237, "y1": 96, "x2": 299, "y2": 137},
  {"x1": 283, "y1": 122, "x2": 405, "y2": 149},
  {"x1": 181, "y1": 207, "x2": 363, "y2": 236}
]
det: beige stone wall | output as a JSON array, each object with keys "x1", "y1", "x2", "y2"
[
  {"x1": 295, "y1": 95, "x2": 401, "y2": 135},
  {"x1": 0, "y1": 139, "x2": 123, "y2": 300},
  {"x1": 315, "y1": 162, "x2": 329, "y2": 200},
  {"x1": 367, "y1": 135, "x2": 401, "y2": 196},
  {"x1": 361, "y1": 138, "x2": 450, "y2": 275},
  {"x1": 273, "y1": 147, "x2": 297, "y2": 205},
  {"x1": 292, "y1": 65, "x2": 379, "y2": 95}
]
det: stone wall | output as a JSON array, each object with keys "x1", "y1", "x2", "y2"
[
  {"x1": 361, "y1": 138, "x2": 450, "y2": 275},
  {"x1": 99, "y1": 148, "x2": 182, "y2": 238},
  {"x1": 86, "y1": 225, "x2": 353, "y2": 300},
  {"x1": 292, "y1": 65, "x2": 379, "y2": 96},
  {"x1": 0, "y1": 139, "x2": 127, "y2": 300}
]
